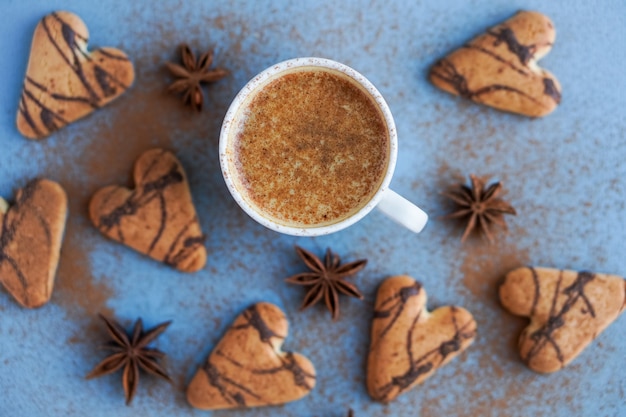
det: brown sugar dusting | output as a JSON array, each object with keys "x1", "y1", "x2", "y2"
[
  {"x1": 30, "y1": 11, "x2": 266, "y2": 402},
  {"x1": 459, "y1": 233, "x2": 530, "y2": 376},
  {"x1": 50, "y1": 174, "x2": 115, "y2": 334},
  {"x1": 51, "y1": 196, "x2": 116, "y2": 347},
  {"x1": 54, "y1": 232, "x2": 114, "y2": 320},
  {"x1": 459, "y1": 233, "x2": 529, "y2": 300},
  {"x1": 39, "y1": 63, "x2": 185, "y2": 321},
  {"x1": 38, "y1": 43, "x2": 195, "y2": 338}
]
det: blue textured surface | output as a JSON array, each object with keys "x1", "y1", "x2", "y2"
[{"x1": 1, "y1": 1, "x2": 625, "y2": 416}]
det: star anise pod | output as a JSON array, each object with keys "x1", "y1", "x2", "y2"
[
  {"x1": 165, "y1": 44, "x2": 227, "y2": 111},
  {"x1": 442, "y1": 174, "x2": 516, "y2": 243},
  {"x1": 86, "y1": 314, "x2": 172, "y2": 405},
  {"x1": 286, "y1": 246, "x2": 366, "y2": 320}
]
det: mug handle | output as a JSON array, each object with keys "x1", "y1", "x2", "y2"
[{"x1": 376, "y1": 189, "x2": 428, "y2": 233}]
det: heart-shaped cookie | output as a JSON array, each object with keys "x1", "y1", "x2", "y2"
[
  {"x1": 187, "y1": 303, "x2": 316, "y2": 410},
  {"x1": 429, "y1": 11, "x2": 561, "y2": 117},
  {"x1": 0, "y1": 179, "x2": 67, "y2": 308},
  {"x1": 17, "y1": 11, "x2": 135, "y2": 139},
  {"x1": 367, "y1": 276, "x2": 476, "y2": 403},
  {"x1": 89, "y1": 149, "x2": 206, "y2": 272},
  {"x1": 500, "y1": 267, "x2": 626, "y2": 373}
]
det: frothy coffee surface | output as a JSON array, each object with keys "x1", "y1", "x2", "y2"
[{"x1": 232, "y1": 68, "x2": 389, "y2": 227}]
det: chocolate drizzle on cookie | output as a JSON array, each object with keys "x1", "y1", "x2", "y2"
[
  {"x1": 17, "y1": 11, "x2": 134, "y2": 139},
  {"x1": 187, "y1": 303, "x2": 316, "y2": 410},
  {"x1": 368, "y1": 277, "x2": 477, "y2": 403},
  {"x1": 543, "y1": 78, "x2": 562, "y2": 103},
  {"x1": 523, "y1": 269, "x2": 596, "y2": 366},
  {"x1": 372, "y1": 305, "x2": 475, "y2": 402},
  {"x1": 89, "y1": 149, "x2": 206, "y2": 272},
  {"x1": 431, "y1": 59, "x2": 541, "y2": 104},
  {"x1": 43, "y1": 13, "x2": 101, "y2": 105},
  {"x1": 488, "y1": 27, "x2": 536, "y2": 65},
  {"x1": 462, "y1": 44, "x2": 530, "y2": 76},
  {"x1": 429, "y1": 11, "x2": 561, "y2": 117},
  {"x1": 500, "y1": 267, "x2": 626, "y2": 373},
  {"x1": 202, "y1": 361, "x2": 260, "y2": 406},
  {"x1": 97, "y1": 164, "x2": 183, "y2": 236},
  {"x1": 236, "y1": 304, "x2": 284, "y2": 344},
  {"x1": 529, "y1": 267, "x2": 541, "y2": 317},
  {"x1": 0, "y1": 181, "x2": 45, "y2": 299},
  {"x1": 0, "y1": 179, "x2": 67, "y2": 308},
  {"x1": 371, "y1": 282, "x2": 422, "y2": 342}
]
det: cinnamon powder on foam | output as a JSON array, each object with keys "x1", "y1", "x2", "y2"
[{"x1": 231, "y1": 68, "x2": 389, "y2": 227}]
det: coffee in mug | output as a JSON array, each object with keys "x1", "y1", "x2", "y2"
[
  {"x1": 220, "y1": 58, "x2": 428, "y2": 236},
  {"x1": 227, "y1": 67, "x2": 390, "y2": 227}
]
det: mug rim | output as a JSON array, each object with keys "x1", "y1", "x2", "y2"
[{"x1": 219, "y1": 57, "x2": 398, "y2": 236}]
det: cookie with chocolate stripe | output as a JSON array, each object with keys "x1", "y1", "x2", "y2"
[
  {"x1": 89, "y1": 149, "x2": 206, "y2": 272},
  {"x1": 17, "y1": 11, "x2": 134, "y2": 139},
  {"x1": 367, "y1": 276, "x2": 476, "y2": 403},
  {"x1": 500, "y1": 267, "x2": 626, "y2": 373},
  {"x1": 187, "y1": 303, "x2": 316, "y2": 410},
  {"x1": 430, "y1": 11, "x2": 561, "y2": 117},
  {"x1": 0, "y1": 179, "x2": 67, "y2": 308}
]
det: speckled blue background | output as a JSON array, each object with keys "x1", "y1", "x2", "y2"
[{"x1": 1, "y1": 1, "x2": 625, "y2": 416}]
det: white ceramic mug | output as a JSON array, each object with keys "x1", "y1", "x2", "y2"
[{"x1": 219, "y1": 57, "x2": 428, "y2": 236}]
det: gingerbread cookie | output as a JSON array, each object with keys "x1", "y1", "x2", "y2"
[
  {"x1": 430, "y1": 11, "x2": 561, "y2": 117},
  {"x1": 500, "y1": 267, "x2": 626, "y2": 373},
  {"x1": 187, "y1": 303, "x2": 316, "y2": 410},
  {"x1": 17, "y1": 11, "x2": 134, "y2": 139},
  {"x1": 0, "y1": 179, "x2": 68, "y2": 308},
  {"x1": 89, "y1": 149, "x2": 206, "y2": 272},
  {"x1": 367, "y1": 276, "x2": 476, "y2": 403}
]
